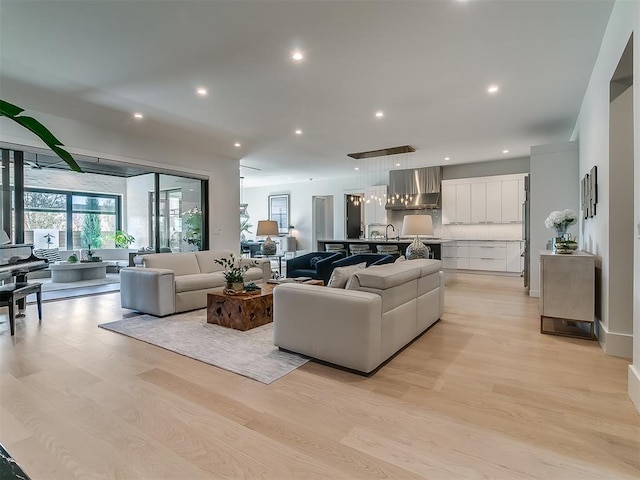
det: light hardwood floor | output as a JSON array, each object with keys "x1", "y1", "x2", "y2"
[{"x1": 1, "y1": 274, "x2": 638, "y2": 479}]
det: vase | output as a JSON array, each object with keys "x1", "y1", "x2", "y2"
[
  {"x1": 232, "y1": 281, "x2": 245, "y2": 292},
  {"x1": 554, "y1": 224, "x2": 567, "y2": 239},
  {"x1": 552, "y1": 225, "x2": 568, "y2": 253}
]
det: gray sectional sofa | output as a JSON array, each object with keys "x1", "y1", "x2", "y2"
[{"x1": 273, "y1": 259, "x2": 444, "y2": 373}]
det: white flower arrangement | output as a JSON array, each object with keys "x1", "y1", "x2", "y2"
[{"x1": 545, "y1": 209, "x2": 577, "y2": 235}]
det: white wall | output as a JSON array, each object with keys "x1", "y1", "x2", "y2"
[
  {"x1": 1, "y1": 109, "x2": 240, "y2": 251},
  {"x1": 242, "y1": 176, "x2": 360, "y2": 254},
  {"x1": 572, "y1": 0, "x2": 639, "y2": 412},
  {"x1": 528, "y1": 142, "x2": 580, "y2": 298}
]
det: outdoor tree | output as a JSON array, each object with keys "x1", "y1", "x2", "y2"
[
  {"x1": 23, "y1": 191, "x2": 66, "y2": 231},
  {"x1": 81, "y1": 197, "x2": 103, "y2": 248}
]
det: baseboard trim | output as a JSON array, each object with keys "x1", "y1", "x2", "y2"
[
  {"x1": 628, "y1": 365, "x2": 640, "y2": 414},
  {"x1": 597, "y1": 320, "x2": 633, "y2": 358}
]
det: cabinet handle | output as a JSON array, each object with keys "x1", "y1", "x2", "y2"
[{"x1": 481, "y1": 258, "x2": 493, "y2": 260}]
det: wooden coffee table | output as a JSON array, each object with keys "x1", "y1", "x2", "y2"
[{"x1": 206, "y1": 280, "x2": 323, "y2": 331}]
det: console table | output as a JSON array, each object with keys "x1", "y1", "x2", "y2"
[{"x1": 539, "y1": 250, "x2": 595, "y2": 339}]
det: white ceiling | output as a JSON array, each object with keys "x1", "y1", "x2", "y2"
[{"x1": 0, "y1": 0, "x2": 614, "y2": 187}]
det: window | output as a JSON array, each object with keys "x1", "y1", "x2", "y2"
[{"x1": 23, "y1": 188, "x2": 121, "y2": 249}]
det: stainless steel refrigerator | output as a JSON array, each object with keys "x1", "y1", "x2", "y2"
[{"x1": 523, "y1": 175, "x2": 530, "y2": 292}]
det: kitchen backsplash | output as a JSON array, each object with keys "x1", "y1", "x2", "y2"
[
  {"x1": 441, "y1": 223, "x2": 523, "y2": 240},
  {"x1": 383, "y1": 209, "x2": 522, "y2": 240}
]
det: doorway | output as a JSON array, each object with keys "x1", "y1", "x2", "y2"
[
  {"x1": 345, "y1": 194, "x2": 362, "y2": 239},
  {"x1": 312, "y1": 195, "x2": 334, "y2": 251}
]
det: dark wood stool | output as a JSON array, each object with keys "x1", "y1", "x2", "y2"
[{"x1": 0, "y1": 282, "x2": 42, "y2": 336}]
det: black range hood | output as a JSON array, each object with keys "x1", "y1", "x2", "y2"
[{"x1": 385, "y1": 166, "x2": 443, "y2": 210}]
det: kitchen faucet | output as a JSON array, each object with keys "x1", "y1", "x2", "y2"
[{"x1": 385, "y1": 224, "x2": 395, "y2": 241}]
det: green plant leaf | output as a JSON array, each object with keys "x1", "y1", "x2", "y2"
[
  {"x1": 0, "y1": 99, "x2": 24, "y2": 117},
  {"x1": 50, "y1": 145, "x2": 83, "y2": 172},
  {"x1": 1, "y1": 99, "x2": 84, "y2": 173},
  {"x1": 11, "y1": 115, "x2": 63, "y2": 146}
]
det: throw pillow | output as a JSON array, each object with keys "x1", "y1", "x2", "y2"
[
  {"x1": 394, "y1": 255, "x2": 406, "y2": 263},
  {"x1": 309, "y1": 256, "x2": 323, "y2": 268},
  {"x1": 327, "y1": 262, "x2": 367, "y2": 288},
  {"x1": 33, "y1": 247, "x2": 62, "y2": 263}
]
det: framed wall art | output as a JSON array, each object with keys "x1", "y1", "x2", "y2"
[{"x1": 269, "y1": 194, "x2": 290, "y2": 234}]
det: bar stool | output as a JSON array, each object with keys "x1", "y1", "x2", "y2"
[
  {"x1": 325, "y1": 243, "x2": 347, "y2": 256},
  {"x1": 349, "y1": 244, "x2": 370, "y2": 255},
  {"x1": 376, "y1": 244, "x2": 401, "y2": 258},
  {"x1": 0, "y1": 282, "x2": 43, "y2": 336}
]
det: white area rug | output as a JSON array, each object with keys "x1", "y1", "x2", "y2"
[{"x1": 98, "y1": 309, "x2": 309, "y2": 384}]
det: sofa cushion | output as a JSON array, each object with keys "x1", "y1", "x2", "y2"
[
  {"x1": 328, "y1": 262, "x2": 366, "y2": 288},
  {"x1": 174, "y1": 273, "x2": 224, "y2": 293},
  {"x1": 394, "y1": 255, "x2": 406, "y2": 263},
  {"x1": 194, "y1": 250, "x2": 235, "y2": 274},
  {"x1": 143, "y1": 252, "x2": 201, "y2": 276},
  {"x1": 348, "y1": 261, "x2": 421, "y2": 290},
  {"x1": 418, "y1": 259, "x2": 443, "y2": 276}
]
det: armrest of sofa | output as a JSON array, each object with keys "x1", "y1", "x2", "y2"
[
  {"x1": 238, "y1": 257, "x2": 272, "y2": 281},
  {"x1": 120, "y1": 267, "x2": 175, "y2": 316},
  {"x1": 286, "y1": 252, "x2": 314, "y2": 271},
  {"x1": 273, "y1": 283, "x2": 383, "y2": 372}
]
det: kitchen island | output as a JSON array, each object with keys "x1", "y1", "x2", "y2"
[{"x1": 317, "y1": 238, "x2": 453, "y2": 260}]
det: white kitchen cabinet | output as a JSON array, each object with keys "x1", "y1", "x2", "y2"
[
  {"x1": 443, "y1": 174, "x2": 525, "y2": 225},
  {"x1": 455, "y1": 184, "x2": 471, "y2": 224},
  {"x1": 456, "y1": 241, "x2": 470, "y2": 269},
  {"x1": 485, "y1": 180, "x2": 502, "y2": 223},
  {"x1": 442, "y1": 183, "x2": 456, "y2": 224},
  {"x1": 518, "y1": 178, "x2": 525, "y2": 222},
  {"x1": 506, "y1": 241, "x2": 523, "y2": 273},
  {"x1": 442, "y1": 182, "x2": 471, "y2": 224},
  {"x1": 501, "y1": 180, "x2": 520, "y2": 223},
  {"x1": 468, "y1": 241, "x2": 507, "y2": 272},
  {"x1": 364, "y1": 185, "x2": 387, "y2": 226},
  {"x1": 470, "y1": 183, "x2": 486, "y2": 224},
  {"x1": 449, "y1": 240, "x2": 523, "y2": 273},
  {"x1": 441, "y1": 241, "x2": 470, "y2": 269}
]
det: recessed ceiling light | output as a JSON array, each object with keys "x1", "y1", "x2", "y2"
[
  {"x1": 375, "y1": 111, "x2": 384, "y2": 118},
  {"x1": 444, "y1": 157, "x2": 450, "y2": 161},
  {"x1": 354, "y1": 167, "x2": 360, "y2": 171},
  {"x1": 295, "y1": 129, "x2": 302, "y2": 135},
  {"x1": 196, "y1": 87, "x2": 208, "y2": 96},
  {"x1": 488, "y1": 85, "x2": 499, "y2": 94},
  {"x1": 502, "y1": 149, "x2": 509, "y2": 154},
  {"x1": 234, "y1": 142, "x2": 241, "y2": 147},
  {"x1": 395, "y1": 163, "x2": 401, "y2": 167},
  {"x1": 291, "y1": 51, "x2": 304, "y2": 61},
  {"x1": 133, "y1": 112, "x2": 143, "y2": 119}
]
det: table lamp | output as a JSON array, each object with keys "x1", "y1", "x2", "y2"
[
  {"x1": 256, "y1": 220, "x2": 279, "y2": 255},
  {"x1": 401, "y1": 215, "x2": 433, "y2": 259}
]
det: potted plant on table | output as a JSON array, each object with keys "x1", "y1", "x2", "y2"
[
  {"x1": 544, "y1": 209, "x2": 578, "y2": 253},
  {"x1": 215, "y1": 254, "x2": 255, "y2": 292}
]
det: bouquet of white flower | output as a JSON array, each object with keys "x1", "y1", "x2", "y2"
[{"x1": 545, "y1": 209, "x2": 577, "y2": 237}]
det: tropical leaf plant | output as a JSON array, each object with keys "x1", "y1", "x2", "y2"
[{"x1": 0, "y1": 99, "x2": 83, "y2": 173}]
